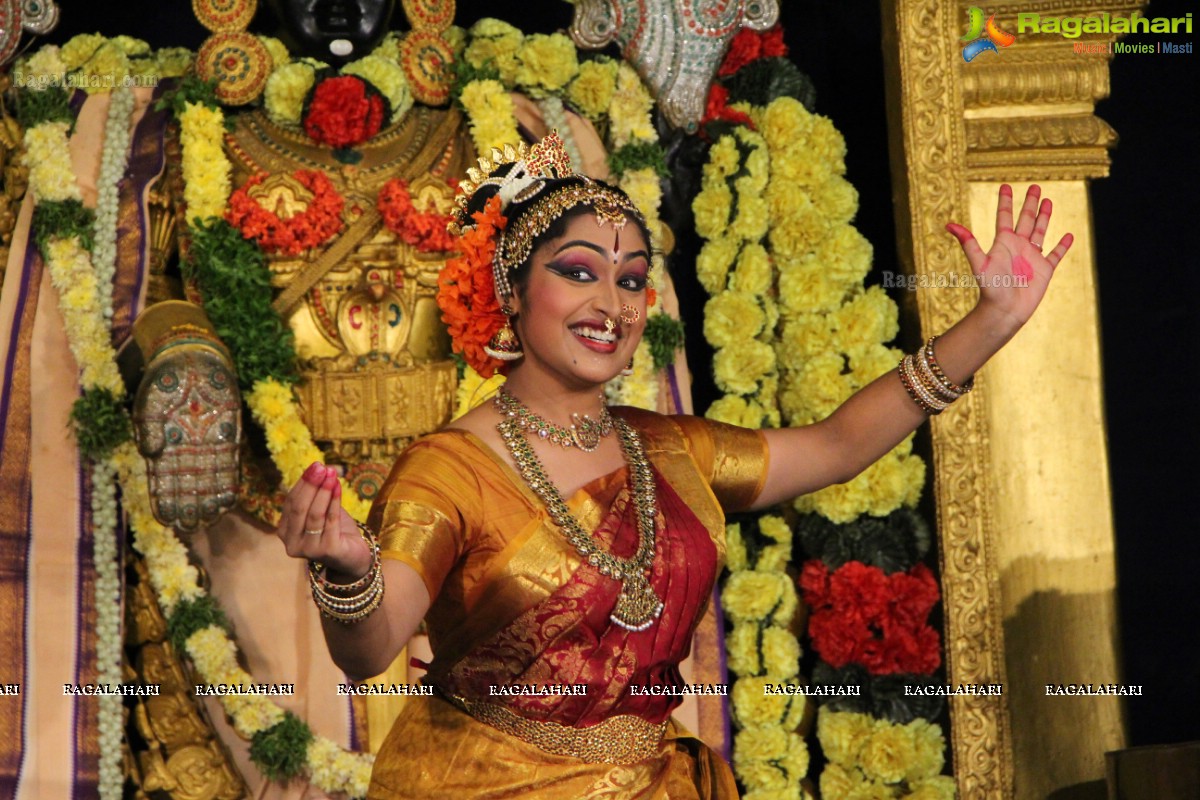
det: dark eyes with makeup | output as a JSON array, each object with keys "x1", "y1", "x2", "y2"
[{"x1": 546, "y1": 261, "x2": 647, "y2": 292}]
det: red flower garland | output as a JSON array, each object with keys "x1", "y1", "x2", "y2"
[
  {"x1": 718, "y1": 26, "x2": 790, "y2": 77},
  {"x1": 225, "y1": 170, "x2": 345, "y2": 256},
  {"x1": 702, "y1": 25, "x2": 791, "y2": 129},
  {"x1": 436, "y1": 195, "x2": 508, "y2": 378},
  {"x1": 303, "y1": 75, "x2": 386, "y2": 149},
  {"x1": 702, "y1": 83, "x2": 756, "y2": 130},
  {"x1": 800, "y1": 560, "x2": 942, "y2": 675},
  {"x1": 377, "y1": 178, "x2": 457, "y2": 253}
]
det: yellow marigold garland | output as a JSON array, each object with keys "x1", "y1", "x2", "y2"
[
  {"x1": 722, "y1": 515, "x2": 808, "y2": 797},
  {"x1": 695, "y1": 93, "x2": 946, "y2": 797},
  {"x1": 151, "y1": 54, "x2": 379, "y2": 791},
  {"x1": 179, "y1": 101, "x2": 231, "y2": 222},
  {"x1": 750, "y1": 97, "x2": 925, "y2": 524},
  {"x1": 817, "y1": 711, "x2": 955, "y2": 799},
  {"x1": 246, "y1": 378, "x2": 372, "y2": 521}
]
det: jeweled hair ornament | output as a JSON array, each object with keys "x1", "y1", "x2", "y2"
[{"x1": 448, "y1": 131, "x2": 645, "y2": 303}]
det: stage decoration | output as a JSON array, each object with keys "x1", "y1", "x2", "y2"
[
  {"x1": 110, "y1": 442, "x2": 374, "y2": 796},
  {"x1": 261, "y1": 48, "x2": 413, "y2": 142},
  {"x1": 721, "y1": 515, "x2": 810, "y2": 797},
  {"x1": 179, "y1": 100, "x2": 232, "y2": 222},
  {"x1": 817, "y1": 712, "x2": 955, "y2": 799},
  {"x1": 457, "y1": 76, "x2": 519, "y2": 157},
  {"x1": 569, "y1": 0, "x2": 780, "y2": 132},
  {"x1": 23, "y1": 77, "x2": 135, "y2": 799},
  {"x1": 175, "y1": 88, "x2": 375, "y2": 521},
  {"x1": 193, "y1": 0, "x2": 257, "y2": 33},
  {"x1": 196, "y1": 32, "x2": 272, "y2": 106},
  {"x1": 94, "y1": 86, "x2": 136, "y2": 321},
  {"x1": 302, "y1": 74, "x2": 387, "y2": 149},
  {"x1": 687, "y1": 29, "x2": 951, "y2": 796},
  {"x1": 192, "y1": 0, "x2": 271, "y2": 105},
  {"x1": 397, "y1": 0, "x2": 457, "y2": 105},
  {"x1": 564, "y1": 56, "x2": 617, "y2": 121},
  {"x1": 376, "y1": 176, "x2": 457, "y2": 252},
  {"x1": 226, "y1": 169, "x2": 346, "y2": 255},
  {"x1": 14, "y1": 61, "x2": 365, "y2": 793},
  {"x1": 800, "y1": 560, "x2": 941, "y2": 675},
  {"x1": 0, "y1": 0, "x2": 59, "y2": 67}
]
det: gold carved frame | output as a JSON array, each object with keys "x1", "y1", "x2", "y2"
[{"x1": 882, "y1": 1, "x2": 1138, "y2": 796}]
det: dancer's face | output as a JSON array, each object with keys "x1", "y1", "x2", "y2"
[{"x1": 510, "y1": 211, "x2": 650, "y2": 390}]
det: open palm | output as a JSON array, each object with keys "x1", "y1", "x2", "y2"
[{"x1": 947, "y1": 184, "x2": 1073, "y2": 329}]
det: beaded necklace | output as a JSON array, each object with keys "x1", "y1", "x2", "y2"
[
  {"x1": 495, "y1": 392, "x2": 663, "y2": 631},
  {"x1": 493, "y1": 386, "x2": 614, "y2": 451}
]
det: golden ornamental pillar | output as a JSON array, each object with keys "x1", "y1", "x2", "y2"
[{"x1": 883, "y1": 1, "x2": 1141, "y2": 796}]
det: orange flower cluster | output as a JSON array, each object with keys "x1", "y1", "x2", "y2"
[
  {"x1": 226, "y1": 170, "x2": 345, "y2": 256},
  {"x1": 436, "y1": 195, "x2": 509, "y2": 378},
  {"x1": 377, "y1": 178, "x2": 457, "y2": 253}
]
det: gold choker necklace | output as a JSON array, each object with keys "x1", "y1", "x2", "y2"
[
  {"x1": 495, "y1": 395, "x2": 662, "y2": 631},
  {"x1": 493, "y1": 387, "x2": 614, "y2": 452}
]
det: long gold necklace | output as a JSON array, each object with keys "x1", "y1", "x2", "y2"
[
  {"x1": 493, "y1": 386, "x2": 614, "y2": 451},
  {"x1": 496, "y1": 394, "x2": 663, "y2": 631}
]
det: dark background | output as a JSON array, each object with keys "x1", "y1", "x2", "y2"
[{"x1": 40, "y1": 0, "x2": 1198, "y2": 751}]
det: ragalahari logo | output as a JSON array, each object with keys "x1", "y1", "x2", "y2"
[{"x1": 961, "y1": 7, "x2": 1016, "y2": 61}]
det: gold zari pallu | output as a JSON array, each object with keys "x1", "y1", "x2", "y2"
[{"x1": 448, "y1": 694, "x2": 668, "y2": 764}]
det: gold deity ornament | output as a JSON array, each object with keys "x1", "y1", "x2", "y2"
[
  {"x1": 193, "y1": 0, "x2": 272, "y2": 106},
  {"x1": 218, "y1": 97, "x2": 475, "y2": 501},
  {"x1": 126, "y1": 555, "x2": 247, "y2": 798},
  {"x1": 0, "y1": 0, "x2": 60, "y2": 67},
  {"x1": 0, "y1": 79, "x2": 29, "y2": 286},
  {"x1": 570, "y1": 0, "x2": 780, "y2": 131},
  {"x1": 398, "y1": 0, "x2": 457, "y2": 104},
  {"x1": 126, "y1": 301, "x2": 242, "y2": 532}
]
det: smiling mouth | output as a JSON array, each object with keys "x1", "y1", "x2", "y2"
[
  {"x1": 569, "y1": 321, "x2": 622, "y2": 353},
  {"x1": 573, "y1": 326, "x2": 617, "y2": 344}
]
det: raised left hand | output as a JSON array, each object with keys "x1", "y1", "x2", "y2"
[{"x1": 946, "y1": 184, "x2": 1073, "y2": 330}]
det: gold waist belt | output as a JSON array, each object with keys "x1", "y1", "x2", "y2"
[{"x1": 453, "y1": 696, "x2": 668, "y2": 765}]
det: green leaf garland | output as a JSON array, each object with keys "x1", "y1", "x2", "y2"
[
  {"x1": 185, "y1": 219, "x2": 298, "y2": 390},
  {"x1": 69, "y1": 387, "x2": 133, "y2": 461},
  {"x1": 166, "y1": 596, "x2": 233, "y2": 654},
  {"x1": 32, "y1": 199, "x2": 95, "y2": 257},
  {"x1": 249, "y1": 712, "x2": 314, "y2": 780},
  {"x1": 643, "y1": 313, "x2": 685, "y2": 371}
]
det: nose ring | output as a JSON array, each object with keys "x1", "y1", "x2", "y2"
[
  {"x1": 619, "y1": 305, "x2": 640, "y2": 325},
  {"x1": 604, "y1": 317, "x2": 616, "y2": 333}
]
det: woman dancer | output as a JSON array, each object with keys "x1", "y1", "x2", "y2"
[{"x1": 275, "y1": 133, "x2": 1070, "y2": 797}]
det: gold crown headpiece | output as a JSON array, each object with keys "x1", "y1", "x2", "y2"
[
  {"x1": 448, "y1": 131, "x2": 645, "y2": 303},
  {"x1": 450, "y1": 131, "x2": 575, "y2": 235}
]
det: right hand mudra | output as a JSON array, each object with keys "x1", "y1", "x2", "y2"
[{"x1": 277, "y1": 462, "x2": 373, "y2": 579}]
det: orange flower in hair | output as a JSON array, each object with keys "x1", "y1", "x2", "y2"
[{"x1": 437, "y1": 195, "x2": 510, "y2": 378}]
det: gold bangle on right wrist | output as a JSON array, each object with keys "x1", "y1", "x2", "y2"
[
  {"x1": 309, "y1": 522, "x2": 384, "y2": 623},
  {"x1": 897, "y1": 335, "x2": 974, "y2": 416}
]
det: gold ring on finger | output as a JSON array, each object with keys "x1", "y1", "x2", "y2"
[{"x1": 304, "y1": 527, "x2": 323, "y2": 536}]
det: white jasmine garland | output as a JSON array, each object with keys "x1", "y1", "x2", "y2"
[
  {"x1": 91, "y1": 460, "x2": 124, "y2": 799},
  {"x1": 93, "y1": 86, "x2": 136, "y2": 322},
  {"x1": 31, "y1": 104, "x2": 132, "y2": 798}
]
